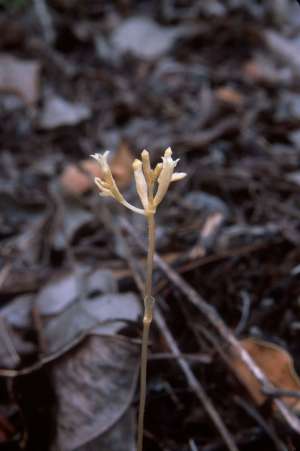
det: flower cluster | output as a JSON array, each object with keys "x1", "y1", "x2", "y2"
[{"x1": 91, "y1": 147, "x2": 186, "y2": 216}]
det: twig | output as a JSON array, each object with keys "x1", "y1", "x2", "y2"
[
  {"x1": 234, "y1": 396, "x2": 287, "y2": 451},
  {"x1": 0, "y1": 317, "x2": 20, "y2": 367},
  {"x1": 202, "y1": 427, "x2": 260, "y2": 451},
  {"x1": 189, "y1": 438, "x2": 199, "y2": 451},
  {"x1": 176, "y1": 117, "x2": 238, "y2": 152},
  {"x1": 0, "y1": 264, "x2": 11, "y2": 288},
  {"x1": 0, "y1": 265, "x2": 20, "y2": 366},
  {"x1": 197, "y1": 321, "x2": 290, "y2": 451},
  {"x1": 32, "y1": 306, "x2": 47, "y2": 355},
  {"x1": 262, "y1": 388, "x2": 300, "y2": 400},
  {"x1": 264, "y1": 30, "x2": 300, "y2": 76},
  {"x1": 120, "y1": 217, "x2": 300, "y2": 434},
  {"x1": 155, "y1": 308, "x2": 239, "y2": 451},
  {"x1": 118, "y1": 219, "x2": 239, "y2": 451},
  {"x1": 149, "y1": 352, "x2": 211, "y2": 364},
  {"x1": 153, "y1": 117, "x2": 239, "y2": 153},
  {"x1": 33, "y1": 0, "x2": 56, "y2": 44},
  {"x1": 235, "y1": 291, "x2": 251, "y2": 336}
]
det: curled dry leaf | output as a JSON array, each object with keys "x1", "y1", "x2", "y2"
[
  {"x1": 51, "y1": 334, "x2": 139, "y2": 450},
  {"x1": 40, "y1": 96, "x2": 91, "y2": 129},
  {"x1": 44, "y1": 292, "x2": 141, "y2": 353},
  {"x1": 0, "y1": 54, "x2": 40, "y2": 106},
  {"x1": 75, "y1": 410, "x2": 136, "y2": 451},
  {"x1": 60, "y1": 164, "x2": 98, "y2": 196},
  {"x1": 36, "y1": 270, "x2": 80, "y2": 316},
  {"x1": 60, "y1": 159, "x2": 106, "y2": 195},
  {"x1": 52, "y1": 199, "x2": 93, "y2": 250},
  {"x1": 111, "y1": 17, "x2": 182, "y2": 60},
  {"x1": 231, "y1": 338, "x2": 300, "y2": 412},
  {"x1": 215, "y1": 86, "x2": 244, "y2": 106}
]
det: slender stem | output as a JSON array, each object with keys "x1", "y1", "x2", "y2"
[
  {"x1": 145, "y1": 214, "x2": 155, "y2": 299},
  {"x1": 137, "y1": 213, "x2": 155, "y2": 451}
]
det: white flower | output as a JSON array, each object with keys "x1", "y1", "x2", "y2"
[
  {"x1": 91, "y1": 151, "x2": 145, "y2": 215},
  {"x1": 91, "y1": 147, "x2": 186, "y2": 216},
  {"x1": 91, "y1": 151, "x2": 110, "y2": 174},
  {"x1": 171, "y1": 172, "x2": 186, "y2": 182},
  {"x1": 153, "y1": 147, "x2": 185, "y2": 207},
  {"x1": 141, "y1": 149, "x2": 153, "y2": 186},
  {"x1": 133, "y1": 159, "x2": 149, "y2": 210}
]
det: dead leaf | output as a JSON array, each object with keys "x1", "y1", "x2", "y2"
[
  {"x1": 60, "y1": 164, "x2": 94, "y2": 195},
  {"x1": 76, "y1": 410, "x2": 135, "y2": 451},
  {"x1": 184, "y1": 192, "x2": 229, "y2": 218},
  {"x1": 0, "y1": 296, "x2": 36, "y2": 368},
  {"x1": 85, "y1": 269, "x2": 117, "y2": 296},
  {"x1": 111, "y1": 17, "x2": 182, "y2": 60},
  {"x1": 110, "y1": 143, "x2": 134, "y2": 189},
  {"x1": 231, "y1": 338, "x2": 300, "y2": 412},
  {"x1": 0, "y1": 322, "x2": 35, "y2": 369},
  {"x1": 243, "y1": 57, "x2": 287, "y2": 85},
  {"x1": 51, "y1": 334, "x2": 139, "y2": 450},
  {"x1": 217, "y1": 224, "x2": 279, "y2": 251},
  {"x1": 201, "y1": 212, "x2": 224, "y2": 241},
  {"x1": 36, "y1": 270, "x2": 81, "y2": 316},
  {"x1": 60, "y1": 160, "x2": 101, "y2": 195},
  {"x1": 0, "y1": 294, "x2": 33, "y2": 329},
  {"x1": 40, "y1": 96, "x2": 90, "y2": 129},
  {"x1": 264, "y1": 30, "x2": 300, "y2": 75},
  {"x1": 44, "y1": 292, "x2": 141, "y2": 353},
  {"x1": 215, "y1": 86, "x2": 243, "y2": 106},
  {"x1": 52, "y1": 199, "x2": 93, "y2": 249},
  {"x1": 80, "y1": 159, "x2": 103, "y2": 178},
  {"x1": 0, "y1": 54, "x2": 40, "y2": 106},
  {"x1": 286, "y1": 171, "x2": 300, "y2": 187}
]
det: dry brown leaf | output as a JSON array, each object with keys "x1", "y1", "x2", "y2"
[
  {"x1": 60, "y1": 160, "x2": 104, "y2": 195},
  {"x1": 81, "y1": 159, "x2": 103, "y2": 178},
  {"x1": 60, "y1": 164, "x2": 94, "y2": 195},
  {"x1": 110, "y1": 142, "x2": 134, "y2": 189},
  {"x1": 243, "y1": 58, "x2": 280, "y2": 85},
  {"x1": 215, "y1": 86, "x2": 243, "y2": 106},
  {"x1": 0, "y1": 54, "x2": 40, "y2": 106},
  {"x1": 231, "y1": 338, "x2": 300, "y2": 412}
]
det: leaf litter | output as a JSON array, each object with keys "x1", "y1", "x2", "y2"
[
  {"x1": 1, "y1": 0, "x2": 300, "y2": 450},
  {"x1": 51, "y1": 334, "x2": 139, "y2": 451}
]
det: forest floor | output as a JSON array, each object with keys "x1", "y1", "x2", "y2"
[{"x1": 1, "y1": 1, "x2": 300, "y2": 450}]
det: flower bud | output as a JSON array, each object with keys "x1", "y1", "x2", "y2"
[
  {"x1": 133, "y1": 159, "x2": 149, "y2": 210},
  {"x1": 153, "y1": 147, "x2": 179, "y2": 207},
  {"x1": 171, "y1": 172, "x2": 186, "y2": 182},
  {"x1": 141, "y1": 149, "x2": 153, "y2": 185}
]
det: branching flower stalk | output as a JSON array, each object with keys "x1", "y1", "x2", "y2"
[{"x1": 91, "y1": 148, "x2": 186, "y2": 451}]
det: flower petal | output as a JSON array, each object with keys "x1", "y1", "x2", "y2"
[
  {"x1": 133, "y1": 159, "x2": 148, "y2": 210},
  {"x1": 154, "y1": 147, "x2": 178, "y2": 207}
]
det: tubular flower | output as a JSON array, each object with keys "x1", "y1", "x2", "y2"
[
  {"x1": 153, "y1": 147, "x2": 181, "y2": 208},
  {"x1": 91, "y1": 151, "x2": 144, "y2": 215},
  {"x1": 133, "y1": 159, "x2": 149, "y2": 211},
  {"x1": 91, "y1": 147, "x2": 186, "y2": 216}
]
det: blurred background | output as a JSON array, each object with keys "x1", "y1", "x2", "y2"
[{"x1": 0, "y1": 0, "x2": 300, "y2": 450}]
